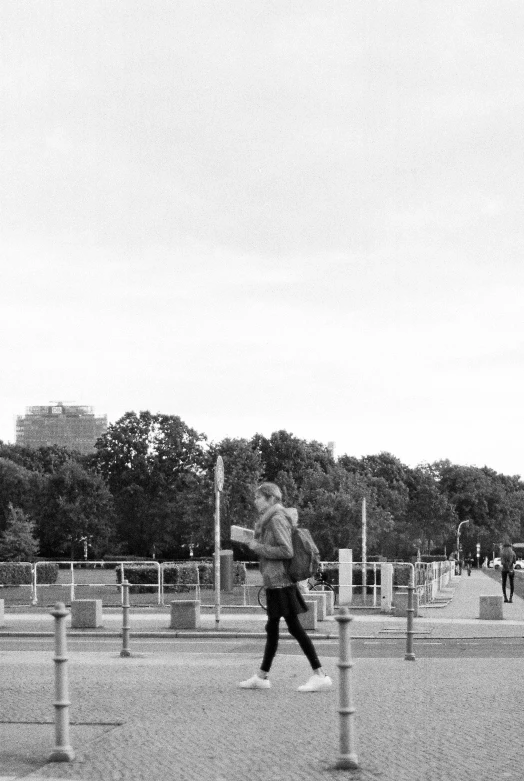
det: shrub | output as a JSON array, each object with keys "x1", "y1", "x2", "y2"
[
  {"x1": 163, "y1": 563, "x2": 200, "y2": 592},
  {"x1": 35, "y1": 563, "x2": 59, "y2": 584},
  {"x1": 115, "y1": 564, "x2": 160, "y2": 593},
  {"x1": 0, "y1": 562, "x2": 32, "y2": 585},
  {"x1": 233, "y1": 561, "x2": 246, "y2": 586},
  {"x1": 115, "y1": 561, "x2": 247, "y2": 593}
]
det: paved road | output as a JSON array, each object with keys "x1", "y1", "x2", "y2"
[{"x1": 3, "y1": 634, "x2": 524, "y2": 658}]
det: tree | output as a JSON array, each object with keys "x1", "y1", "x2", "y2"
[
  {"x1": 297, "y1": 464, "x2": 395, "y2": 560},
  {"x1": 0, "y1": 442, "x2": 78, "y2": 475},
  {"x1": 0, "y1": 457, "x2": 41, "y2": 530},
  {"x1": 403, "y1": 466, "x2": 457, "y2": 555},
  {"x1": 251, "y1": 430, "x2": 334, "y2": 504},
  {"x1": 37, "y1": 461, "x2": 116, "y2": 559},
  {"x1": 94, "y1": 411, "x2": 207, "y2": 556},
  {"x1": 0, "y1": 503, "x2": 39, "y2": 561},
  {"x1": 432, "y1": 461, "x2": 524, "y2": 558}
]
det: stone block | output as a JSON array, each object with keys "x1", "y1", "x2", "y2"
[
  {"x1": 170, "y1": 600, "x2": 201, "y2": 630},
  {"x1": 0, "y1": 598, "x2": 4, "y2": 627},
  {"x1": 71, "y1": 599, "x2": 103, "y2": 629},
  {"x1": 392, "y1": 590, "x2": 419, "y2": 617},
  {"x1": 297, "y1": 600, "x2": 317, "y2": 631},
  {"x1": 479, "y1": 595, "x2": 503, "y2": 620},
  {"x1": 305, "y1": 591, "x2": 327, "y2": 620},
  {"x1": 318, "y1": 588, "x2": 335, "y2": 616}
]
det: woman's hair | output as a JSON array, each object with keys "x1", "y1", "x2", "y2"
[{"x1": 255, "y1": 482, "x2": 282, "y2": 502}]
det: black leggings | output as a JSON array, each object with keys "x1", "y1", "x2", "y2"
[
  {"x1": 502, "y1": 571, "x2": 515, "y2": 598},
  {"x1": 260, "y1": 615, "x2": 321, "y2": 673}
]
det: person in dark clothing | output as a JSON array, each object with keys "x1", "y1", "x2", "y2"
[
  {"x1": 238, "y1": 482, "x2": 332, "y2": 692},
  {"x1": 501, "y1": 542, "x2": 517, "y2": 603}
]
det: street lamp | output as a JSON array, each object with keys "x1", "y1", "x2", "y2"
[{"x1": 456, "y1": 520, "x2": 470, "y2": 570}]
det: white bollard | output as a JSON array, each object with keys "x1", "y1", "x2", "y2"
[
  {"x1": 49, "y1": 602, "x2": 75, "y2": 762},
  {"x1": 334, "y1": 607, "x2": 358, "y2": 769}
]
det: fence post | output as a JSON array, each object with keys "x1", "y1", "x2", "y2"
[
  {"x1": 120, "y1": 580, "x2": 131, "y2": 658},
  {"x1": 32, "y1": 562, "x2": 38, "y2": 606},
  {"x1": 380, "y1": 562, "x2": 393, "y2": 613},
  {"x1": 334, "y1": 607, "x2": 358, "y2": 769},
  {"x1": 405, "y1": 565, "x2": 416, "y2": 661},
  {"x1": 49, "y1": 602, "x2": 75, "y2": 762},
  {"x1": 156, "y1": 561, "x2": 161, "y2": 605},
  {"x1": 338, "y1": 549, "x2": 353, "y2": 605},
  {"x1": 69, "y1": 562, "x2": 75, "y2": 604}
]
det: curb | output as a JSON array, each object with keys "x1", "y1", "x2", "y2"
[{"x1": 2, "y1": 629, "x2": 524, "y2": 641}]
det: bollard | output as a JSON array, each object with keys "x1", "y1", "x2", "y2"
[
  {"x1": 120, "y1": 579, "x2": 131, "y2": 657},
  {"x1": 49, "y1": 602, "x2": 75, "y2": 762},
  {"x1": 334, "y1": 607, "x2": 358, "y2": 770},
  {"x1": 405, "y1": 566, "x2": 416, "y2": 662}
]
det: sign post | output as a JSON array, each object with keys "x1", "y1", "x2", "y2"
[
  {"x1": 214, "y1": 456, "x2": 224, "y2": 629},
  {"x1": 361, "y1": 498, "x2": 367, "y2": 605}
]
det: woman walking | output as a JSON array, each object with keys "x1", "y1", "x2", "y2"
[{"x1": 238, "y1": 482, "x2": 332, "y2": 692}]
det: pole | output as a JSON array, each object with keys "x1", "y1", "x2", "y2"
[
  {"x1": 405, "y1": 565, "x2": 416, "y2": 661},
  {"x1": 361, "y1": 498, "x2": 367, "y2": 606},
  {"x1": 214, "y1": 486, "x2": 221, "y2": 629},
  {"x1": 120, "y1": 579, "x2": 131, "y2": 657},
  {"x1": 213, "y1": 455, "x2": 224, "y2": 630},
  {"x1": 49, "y1": 602, "x2": 75, "y2": 762},
  {"x1": 334, "y1": 607, "x2": 358, "y2": 769}
]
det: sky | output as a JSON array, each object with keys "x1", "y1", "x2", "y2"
[{"x1": 1, "y1": 1, "x2": 524, "y2": 478}]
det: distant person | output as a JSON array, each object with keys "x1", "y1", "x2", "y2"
[
  {"x1": 238, "y1": 482, "x2": 332, "y2": 693},
  {"x1": 465, "y1": 556, "x2": 473, "y2": 576},
  {"x1": 501, "y1": 542, "x2": 517, "y2": 603}
]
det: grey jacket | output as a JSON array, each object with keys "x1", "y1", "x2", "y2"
[{"x1": 251, "y1": 503, "x2": 295, "y2": 588}]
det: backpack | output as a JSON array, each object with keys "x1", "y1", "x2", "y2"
[{"x1": 286, "y1": 526, "x2": 321, "y2": 582}]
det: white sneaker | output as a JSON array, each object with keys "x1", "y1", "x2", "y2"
[
  {"x1": 298, "y1": 674, "x2": 333, "y2": 692},
  {"x1": 238, "y1": 674, "x2": 271, "y2": 689}
]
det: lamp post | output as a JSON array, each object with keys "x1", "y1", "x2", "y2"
[{"x1": 456, "y1": 520, "x2": 470, "y2": 572}]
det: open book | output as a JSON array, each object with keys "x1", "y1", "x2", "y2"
[{"x1": 230, "y1": 525, "x2": 255, "y2": 544}]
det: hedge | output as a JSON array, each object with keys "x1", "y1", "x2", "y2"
[
  {"x1": 115, "y1": 562, "x2": 246, "y2": 592},
  {"x1": 0, "y1": 562, "x2": 58, "y2": 586}
]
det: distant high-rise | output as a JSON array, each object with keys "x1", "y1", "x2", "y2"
[{"x1": 16, "y1": 403, "x2": 107, "y2": 454}]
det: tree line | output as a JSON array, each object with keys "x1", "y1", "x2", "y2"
[{"x1": 1, "y1": 410, "x2": 523, "y2": 562}]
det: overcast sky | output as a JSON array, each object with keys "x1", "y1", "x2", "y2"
[{"x1": 1, "y1": 1, "x2": 523, "y2": 477}]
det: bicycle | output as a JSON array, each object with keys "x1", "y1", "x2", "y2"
[{"x1": 257, "y1": 571, "x2": 337, "y2": 611}]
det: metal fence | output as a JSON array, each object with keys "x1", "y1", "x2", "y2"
[{"x1": 0, "y1": 557, "x2": 454, "y2": 609}]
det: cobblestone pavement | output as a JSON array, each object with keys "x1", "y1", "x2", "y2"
[
  {"x1": 1, "y1": 646, "x2": 523, "y2": 781},
  {"x1": 1, "y1": 569, "x2": 523, "y2": 780}
]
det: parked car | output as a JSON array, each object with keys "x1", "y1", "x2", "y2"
[
  {"x1": 489, "y1": 557, "x2": 502, "y2": 569},
  {"x1": 515, "y1": 559, "x2": 524, "y2": 569}
]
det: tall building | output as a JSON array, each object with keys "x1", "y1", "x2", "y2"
[{"x1": 16, "y1": 403, "x2": 107, "y2": 454}]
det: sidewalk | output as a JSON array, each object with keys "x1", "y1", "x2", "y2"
[
  {"x1": 2, "y1": 568, "x2": 524, "y2": 638},
  {"x1": 1, "y1": 568, "x2": 523, "y2": 781}
]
